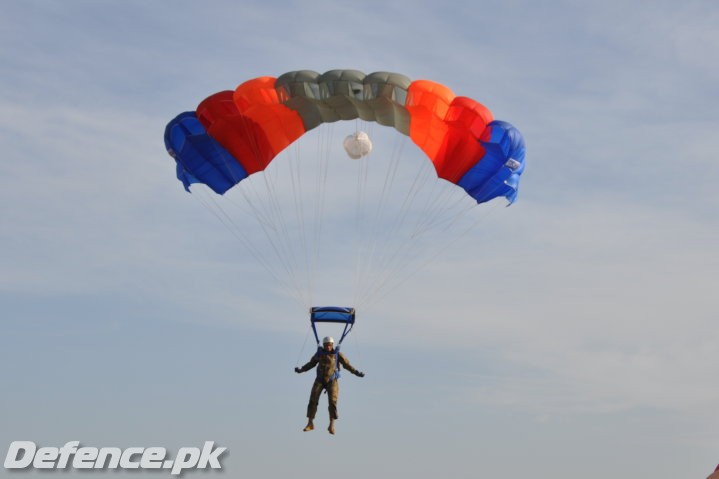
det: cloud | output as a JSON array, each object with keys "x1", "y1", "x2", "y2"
[
  {"x1": 364, "y1": 194, "x2": 719, "y2": 414},
  {"x1": 2, "y1": 1, "x2": 718, "y2": 450}
]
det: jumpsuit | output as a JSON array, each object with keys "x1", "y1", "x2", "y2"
[{"x1": 297, "y1": 349, "x2": 360, "y2": 420}]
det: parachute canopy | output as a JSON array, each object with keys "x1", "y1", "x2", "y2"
[{"x1": 165, "y1": 69, "x2": 526, "y2": 205}]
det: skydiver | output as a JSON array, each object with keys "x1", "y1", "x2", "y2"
[{"x1": 294, "y1": 336, "x2": 364, "y2": 435}]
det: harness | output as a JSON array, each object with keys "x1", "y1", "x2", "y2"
[{"x1": 315, "y1": 346, "x2": 342, "y2": 387}]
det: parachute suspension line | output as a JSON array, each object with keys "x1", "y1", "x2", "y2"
[
  {"x1": 351, "y1": 150, "x2": 361, "y2": 303},
  {"x1": 371, "y1": 200, "x2": 503, "y2": 310},
  {"x1": 191, "y1": 129, "x2": 310, "y2": 303},
  {"x1": 192, "y1": 190, "x2": 273, "y2": 274},
  {"x1": 219, "y1": 191, "x2": 276, "y2": 232},
  {"x1": 360, "y1": 208, "x2": 468, "y2": 308},
  {"x1": 264, "y1": 147, "x2": 321, "y2": 308},
  {"x1": 374, "y1": 152, "x2": 434, "y2": 251},
  {"x1": 414, "y1": 195, "x2": 476, "y2": 237},
  {"x1": 347, "y1": 319, "x2": 364, "y2": 369},
  {"x1": 360, "y1": 196, "x2": 478, "y2": 309},
  {"x1": 389, "y1": 161, "x2": 473, "y2": 242},
  {"x1": 362, "y1": 199, "x2": 504, "y2": 311},
  {"x1": 210, "y1": 192, "x2": 305, "y2": 306},
  {"x1": 352, "y1": 129, "x2": 372, "y2": 305},
  {"x1": 244, "y1": 159, "x2": 308, "y2": 306},
  {"x1": 228, "y1": 116, "x2": 295, "y2": 282},
  {"x1": 407, "y1": 173, "x2": 461, "y2": 239},
  {"x1": 294, "y1": 123, "x2": 326, "y2": 308},
  {"x1": 411, "y1": 186, "x2": 471, "y2": 238},
  {"x1": 184, "y1": 125, "x2": 311, "y2": 306},
  {"x1": 286, "y1": 132, "x2": 312, "y2": 308},
  {"x1": 224, "y1": 112, "x2": 312, "y2": 307},
  {"x1": 190, "y1": 188, "x2": 306, "y2": 306},
  {"x1": 311, "y1": 122, "x2": 333, "y2": 305},
  {"x1": 355, "y1": 133, "x2": 455, "y2": 309},
  {"x1": 300, "y1": 133, "x2": 314, "y2": 307},
  {"x1": 294, "y1": 324, "x2": 314, "y2": 367},
  {"x1": 353, "y1": 117, "x2": 385, "y2": 306},
  {"x1": 242, "y1": 173, "x2": 308, "y2": 307},
  {"x1": 354, "y1": 151, "x2": 482, "y2": 308},
  {"x1": 352, "y1": 143, "x2": 387, "y2": 307},
  {"x1": 197, "y1": 126, "x2": 277, "y2": 233},
  {"x1": 354, "y1": 131, "x2": 406, "y2": 307},
  {"x1": 236, "y1": 181, "x2": 293, "y2": 272},
  {"x1": 354, "y1": 153, "x2": 424, "y2": 307}
]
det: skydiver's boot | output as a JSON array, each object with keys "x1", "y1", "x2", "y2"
[
  {"x1": 303, "y1": 419, "x2": 314, "y2": 432},
  {"x1": 328, "y1": 419, "x2": 335, "y2": 435}
]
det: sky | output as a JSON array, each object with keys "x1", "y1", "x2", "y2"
[{"x1": 1, "y1": 1, "x2": 718, "y2": 478}]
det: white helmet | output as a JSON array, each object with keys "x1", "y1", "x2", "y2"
[{"x1": 322, "y1": 336, "x2": 335, "y2": 345}]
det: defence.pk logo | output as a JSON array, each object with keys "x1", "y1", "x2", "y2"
[{"x1": 4, "y1": 441, "x2": 227, "y2": 475}]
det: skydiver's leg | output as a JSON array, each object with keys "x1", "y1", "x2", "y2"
[
  {"x1": 307, "y1": 380, "x2": 323, "y2": 419},
  {"x1": 327, "y1": 381, "x2": 339, "y2": 419},
  {"x1": 327, "y1": 381, "x2": 339, "y2": 434}
]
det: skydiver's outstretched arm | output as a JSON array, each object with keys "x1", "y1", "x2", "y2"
[
  {"x1": 295, "y1": 353, "x2": 319, "y2": 373},
  {"x1": 339, "y1": 352, "x2": 365, "y2": 377}
]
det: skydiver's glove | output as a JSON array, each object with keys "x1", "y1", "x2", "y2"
[
  {"x1": 356, "y1": 371, "x2": 365, "y2": 378},
  {"x1": 294, "y1": 367, "x2": 301, "y2": 373}
]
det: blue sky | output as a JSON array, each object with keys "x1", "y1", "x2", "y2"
[{"x1": 1, "y1": 1, "x2": 718, "y2": 478}]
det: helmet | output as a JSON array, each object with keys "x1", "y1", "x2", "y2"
[{"x1": 322, "y1": 336, "x2": 334, "y2": 345}]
